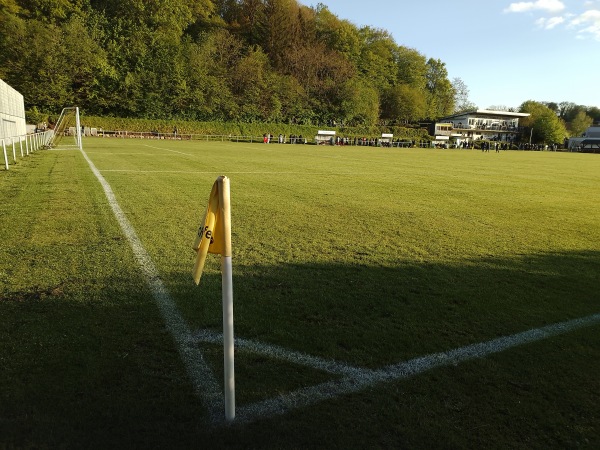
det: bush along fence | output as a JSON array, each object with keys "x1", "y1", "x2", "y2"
[{"x1": 87, "y1": 128, "x2": 435, "y2": 148}]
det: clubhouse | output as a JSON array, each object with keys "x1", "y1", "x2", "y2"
[
  {"x1": 568, "y1": 125, "x2": 600, "y2": 153},
  {"x1": 431, "y1": 109, "x2": 530, "y2": 147}
]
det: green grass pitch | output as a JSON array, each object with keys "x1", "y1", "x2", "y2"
[{"x1": 1, "y1": 138, "x2": 600, "y2": 447}]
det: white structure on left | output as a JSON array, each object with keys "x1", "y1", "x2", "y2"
[{"x1": 0, "y1": 79, "x2": 26, "y2": 141}]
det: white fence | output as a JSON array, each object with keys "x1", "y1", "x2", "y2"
[{"x1": 2, "y1": 131, "x2": 53, "y2": 170}]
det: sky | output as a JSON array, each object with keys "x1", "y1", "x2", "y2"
[{"x1": 300, "y1": 0, "x2": 600, "y2": 110}]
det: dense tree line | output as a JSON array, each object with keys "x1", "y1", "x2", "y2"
[
  {"x1": 502, "y1": 100, "x2": 600, "y2": 145},
  {"x1": 0, "y1": 0, "x2": 457, "y2": 125},
  {"x1": 1, "y1": 0, "x2": 598, "y2": 137}
]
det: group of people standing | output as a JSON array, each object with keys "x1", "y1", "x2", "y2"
[
  {"x1": 480, "y1": 141, "x2": 500, "y2": 153},
  {"x1": 263, "y1": 134, "x2": 306, "y2": 144}
]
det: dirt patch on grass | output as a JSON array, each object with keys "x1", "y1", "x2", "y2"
[{"x1": 1, "y1": 285, "x2": 65, "y2": 302}]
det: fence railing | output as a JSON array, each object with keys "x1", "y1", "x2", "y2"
[
  {"x1": 2, "y1": 131, "x2": 53, "y2": 170},
  {"x1": 97, "y1": 130, "x2": 306, "y2": 143},
  {"x1": 96, "y1": 130, "x2": 432, "y2": 147}
]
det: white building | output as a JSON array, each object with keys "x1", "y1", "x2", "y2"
[
  {"x1": 380, "y1": 133, "x2": 393, "y2": 146},
  {"x1": 432, "y1": 109, "x2": 530, "y2": 147},
  {"x1": 0, "y1": 79, "x2": 27, "y2": 141},
  {"x1": 314, "y1": 130, "x2": 335, "y2": 145},
  {"x1": 568, "y1": 126, "x2": 600, "y2": 152}
]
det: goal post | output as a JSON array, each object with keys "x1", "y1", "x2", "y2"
[{"x1": 50, "y1": 107, "x2": 82, "y2": 150}]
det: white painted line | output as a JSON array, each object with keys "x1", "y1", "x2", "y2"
[
  {"x1": 193, "y1": 329, "x2": 372, "y2": 378},
  {"x1": 78, "y1": 147, "x2": 224, "y2": 423},
  {"x1": 84, "y1": 152, "x2": 165, "y2": 156},
  {"x1": 142, "y1": 144, "x2": 198, "y2": 157},
  {"x1": 101, "y1": 170, "x2": 219, "y2": 173},
  {"x1": 99, "y1": 170, "x2": 371, "y2": 175},
  {"x1": 234, "y1": 313, "x2": 600, "y2": 424}
]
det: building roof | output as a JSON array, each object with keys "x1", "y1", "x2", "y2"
[
  {"x1": 583, "y1": 126, "x2": 600, "y2": 138},
  {"x1": 441, "y1": 109, "x2": 530, "y2": 120}
]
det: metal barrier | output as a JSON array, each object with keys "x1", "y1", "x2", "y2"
[
  {"x1": 98, "y1": 131, "x2": 280, "y2": 143},
  {"x1": 2, "y1": 131, "x2": 53, "y2": 170},
  {"x1": 95, "y1": 131, "x2": 428, "y2": 147}
]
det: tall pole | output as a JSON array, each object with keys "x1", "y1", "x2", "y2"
[
  {"x1": 75, "y1": 107, "x2": 82, "y2": 150},
  {"x1": 2, "y1": 140, "x2": 8, "y2": 170},
  {"x1": 219, "y1": 176, "x2": 235, "y2": 421}
]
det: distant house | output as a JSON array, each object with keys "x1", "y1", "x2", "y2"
[
  {"x1": 431, "y1": 109, "x2": 530, "y2": 147},
  {"x1": 568, "y1": 126, "x2": 600, "y2": 153}
]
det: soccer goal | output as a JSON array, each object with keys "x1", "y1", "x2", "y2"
[{"x1": 50, "y1": 107, "x2": 82, "y2": 150}]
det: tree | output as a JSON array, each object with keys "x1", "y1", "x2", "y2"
[
  {"x1": 15, "y1": 0, "x2": 85, "y2": 23},
  {"x1": 452, "y1": 77, "x2": 476, "y2": 113},
  {"x1": 357, "y1": 26, "x2": 398, "y2": 93},
  {"x1": 425, "y1": 58, "x2": 454, "y2": 118},
  {"x1": 520, "y1": 100, "x2": 568, "y2": 144},
  {"x1": 586, "y1": 106, "x2": 600, "y2": 124},
  {"x1": 6, "y1": 0, "x2": 534, "y2": 125},
  {"x1": 284, "y1": 40, "x2": 355, "y2": 122},
  {"x1": 569, "y1": 111, "x2": 593, "y2": 137},
  {"x1": 270, "y1": 73, "x2": 310, "y2": 124},
  {"x1": 557, "y1": 101, "x2": 576, "y2": 121},
  {"x1": 0, "y1": 0, "x2": 21, "y2": 15},
  {"x1": 337, "y1": 78, "x2": 379, "y2": 126},
  {"x1": 228, "y1": 46, "x2": 287, "y2": 122},
  {"x1": 396, "y1": 46, "x2": 427, "y2": 89},
  {"x1": 381, "y1": 83, "x2": 426, "y2": 123},
  {"x1": 1, "y1": 17, "x2": 74, "y2": 111},
  {"x1": 261, "y1": 0, "x2": 302, "y2": 71},
  {"x1": 179, "y1": 30, "x2": 240, "y2": 120},
  {"x1": 60, "y1": 15, "x2": 113, "y2": 114},
  {"x1": 314, "y1": 4, "x2": 361, "y2": 65},
  {"x1": 543, "y1": 101, "x2": 559, "y2": 115},
  {"x1": 234, "y1": 0, "x2": 267, "y2": 46}
]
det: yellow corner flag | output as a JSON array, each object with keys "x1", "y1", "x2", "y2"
[{"x1": 192, "y1": 176, "x2": 232, "y2": 285}]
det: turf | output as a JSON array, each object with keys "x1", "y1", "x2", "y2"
[{"x1": 1, "y1": 138, "x2": 599, "y2": 448}]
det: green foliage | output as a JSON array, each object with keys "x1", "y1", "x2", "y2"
[
  {"x1": 425, "y1": 58, "x2": 455, "y2": 118},
  {"x1": 569, "y1": 111, "x2": 593, "y2": 137},
  {"x1": 80, "y1": 114, "x2": 430, "y2": 141},
  {"x1": 381, "y1": 84, "x2": 427, "y2": 123},
  {"x1": 25, "y1": 106, "x2": 48, "y2": 124},
  {"x1": 520, "y1": 100, "x2": 568, "y2": 144},
  {"x1": 1, "y1": 0, "x2": 456, "y2": 124},
  {"x1": 2, "y1": 0, "x2": 596, "y2": 127}
]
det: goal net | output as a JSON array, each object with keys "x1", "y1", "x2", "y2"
[{"x1": 50, "y1": 107, "x2": 82, "y2": 150}]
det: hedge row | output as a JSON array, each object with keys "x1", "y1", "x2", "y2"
[{"x1": 80, "y1": 116, "x2": 432, "y2": 141}]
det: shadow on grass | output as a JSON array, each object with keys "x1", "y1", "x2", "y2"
[
  {"x1": 172, "y1": 249, "x2": 600, "y2": 367},
  {"x1": 1, "y1": 250, "x2": 599, "y2": 448},
  {"x1": 0, "y1": 277, "x2": 208, "y2": 448}
]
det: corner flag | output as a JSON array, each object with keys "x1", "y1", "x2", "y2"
[
  {"x1": 192, "y1": 176, "x2": 232, "y2": 284},
  {"x1": 192, "y1": 175, "x2": 235, "y2": 422}
]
